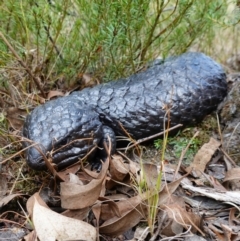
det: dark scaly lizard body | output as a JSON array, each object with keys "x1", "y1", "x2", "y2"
[{"x1": 23, "y1": 52, "x2": 227, "y2": 170}]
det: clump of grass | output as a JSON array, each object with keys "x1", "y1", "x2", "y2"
[
  {"x1": 1, "y1": 1, "x2": 236, "y2": 164},
  {"x1": 0, "y1": 1, "x2": 240, "y2": 235},
  {"x1": 0, "y1": 0, "x2": 238, "y2": 93}
]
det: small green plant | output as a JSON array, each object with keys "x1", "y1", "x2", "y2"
[
  {"x1": 154, "y1": 133, "x2": 201, "y2": 161},
  {"x1": 0, "y1": 0, "x2": 238, "y2": 91},
  {"x1": 169, "y1": 137, "x2": 201, "y2": 159},
  {"x1": 0, "y1": 1, "x2": 240, "y2": 238}
]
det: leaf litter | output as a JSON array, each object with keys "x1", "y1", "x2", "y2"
[{"x1": 2, "y1": 133, "x2": 240, "y2": 240}]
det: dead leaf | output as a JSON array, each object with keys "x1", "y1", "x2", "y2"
[
  {"x1": 101, "y1": 195, "x2": 143, "y2": 220},
  {"x1": 0, "y1": 194, "x2": 22, "y2": 208},
  {"x1": 68, "y1": 173, "x2": 84, "y2": 184},
  {"x1": 160, "y1": 209, "x2": 184, "y2": 237},
  {"x1": 60, "y1": 158, "x2": 109, "y2": 209},
  {"x1": 47, "y1": 90, "x2": 64, "y2": 100},
  {"x1": 27, "y1": 192, "x2": 49, "y2": 217},
  {"x1": 23, "y1": 231, "x2": 38, "y2": 241},
  {"x1": 106, "y1": 155, "x2": 130, "y2": 189},
  {"x1": 209, "y1": 222, "x2": 225, "y2": 241},
  {"x1": 97, "y1": 192, "x2": 148, "y2": 236},
  {"x1": 128, "y1": 157, "x2": 141, "y2": 175},
  {"x1": 158, "y1": 173, "x2": 189, "y2": 206},
  {"x1": 229, "y1": 207, "x2": 240, "y2": 226},
  {"x1": 27, "y1": 193, "x2": 97, "y2": 241},
  {"x1": 161, "y1": 203, "x2": 202, "y2": 236},
  {"x1": 223, "y1": 168, "x2": 240, "y2": 190},
  {"x1": 61, "y1": 207, "x2": 90, "y2": 221},
  {"x1": 56, "y1": 165, "x2": 81, "y2": 182},
  {"x1": 99, "y1": 198, "x2": 146, "y2": 237},
  {"x1": 186, "y1": 138, "x2": 221, "y2": 177},
  {"x1": 96, "y1": 198, "x2": 121, "y2": 221},
  {"x1": 101, "y1": 194, "x2": 129, "y2": 201},
  {"x1": 221, "y1": 224, "x2": 237, "y2": 241},
  {"x1": 78, "y1": 73, "x2": 99, "y2": 87},
  {"x1": 99, "y1": 170, "x2": 188, "y2": 236}
]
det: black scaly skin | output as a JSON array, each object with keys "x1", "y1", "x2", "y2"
[{"x1": 23, "y1": 52, "x2": 227, "y2": 170}]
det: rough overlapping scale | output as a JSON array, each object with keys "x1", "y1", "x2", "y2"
[
  {"x1": 23, "y1": 52, "x2": 227, "y2": 170},
  {"x1": 23, "y1": 95, "x2": 103, "y2": 170}
]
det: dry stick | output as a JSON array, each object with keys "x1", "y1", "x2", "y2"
[
  {"x1": 0, "y1": 32, "x2": 46, "y2": 98},
  {"x1": 0, "y1": 218, "x2": 26, "y2": 228},
  {"x1": 220, "y1": 147, "x2": 237, "y2": 167},
  {"x1": 117, "y1": 123, "x2": 183, "y2": 151},
  {"x1": 0, "y1": 142, "x2": 39, "y2": 165},
  {"x1": 43, "y1": 25, "x2": 63, "y2": 62}
]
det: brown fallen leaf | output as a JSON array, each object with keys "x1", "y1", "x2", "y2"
[
  {"x1": 106, "y1": 155, "x2": 130, "y2": 189},
  {"x1": 102, "y1": 194, "x2": 129, "y2": 201},
  {"x1": 47, "y1": 90, "x2": 65, "y2": 100},
  {"x1": 96, "y1": 197, "x2": 121, "y2": 221},
  {"x1": 223, "y1": 168, "x2": 240, "y2": 190},
  {"x1": 158, "y1": 173, "x2": 189, "y2": 206},
  {"x1": 99, "y1": 197, "x2": 146, "y2": 237},
  {"x1": 161, "y1": 203, "x2": 202, "y2": 236},
  {"x1": 22, "y1": 230, "x2": 38, "y2": 241},
  {"x1": 209, "y1": 222, "x2": 226, "y2": 241},
  {"x1": 0, "y1": 194, "x2": 22, "y2": 208},
  {"x1": 127, "y1": 156, "x2": 141, "y2": 175},
  {"x1": 68, "y1": 172, "x2": 84, "y2": 184},
  {"x1": 61, "y1": 207, "x2": 90, "y2": 221},
  {"x1": 99, "y1": 173, "x2": 188, "y2": 237},
  {"x1": 186, "y1": 138, "x2": 221, "y2": 177},
  {"x1": 27, "y1": 193, "x2": 97, "y2": 241},
  {"x1": 78, "y1": 73, "x2": 99, "y2": 88},
  {"x1": 27, "y1": 192, "x2": 49, "y2": 217},
  {"x1": 60, "y1": 158, "x2": 109, "y2": 209},
  {"x1": 100, "y1": 194, "x2": 144, "y2": 220},
  {"x1": 56, "y1": 164, "x2": 81, "y2": 182},
  {"x1": 221, "y1": 223, "x2": 238, "y2": 241},
  {"x1": 229, "y1": 207, "x2": 240, "y2": 227}
]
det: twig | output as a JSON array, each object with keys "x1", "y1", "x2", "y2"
[
  {"x1": 0, "y1": 142, "x2": 39, "y2": 165},
  {"x1": 43, "y1": 25, "x2": 63, "y2": 61},
  {"x1": 220, "y1": 147, "x2": 237, "y2": 167},
  {"x1": 117, "y1": 123, "x2": 183, "y2": 151},
  {"x1": 0, "y1": 31, "x2": 46, "y2": 98}
]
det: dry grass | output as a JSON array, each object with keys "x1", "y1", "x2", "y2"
[
  {"x1": 0, "y1": 0, "x2": 239, "y2": 201},
  {"x1": 0, "y1": 1, "x2": 240, "y2": 239}
]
